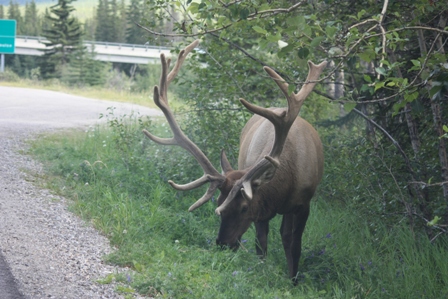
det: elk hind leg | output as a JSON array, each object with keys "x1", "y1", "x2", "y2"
[{"x1": 280, "y1": 206, "x2": 310, "y2": 284}]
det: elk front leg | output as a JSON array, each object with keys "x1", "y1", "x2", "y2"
[
  {"x1": 255, "y1": 220, "x2": 269, "y2": 257},
  {"x1": 280, "y1": 206, "x2": 310, "y2": 284}
]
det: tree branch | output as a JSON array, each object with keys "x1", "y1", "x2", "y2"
[
  {"x1": 353, "y1": 108, "x2": 417, "y2": 180},
  {"x1": 376, "y1": 0, "x2": 389, "y2": 80},
  {"x1": 136, "y1": 1, "x2": 307, "y2": 38}
]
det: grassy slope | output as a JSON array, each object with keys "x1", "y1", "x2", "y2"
[{"x1": 28, "y1": 109, "x2": 448, "y2": 298}]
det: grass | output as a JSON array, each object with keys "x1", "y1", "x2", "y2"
[{"x1": 27, "y1": 110, "x2": 448, "y2": 298}]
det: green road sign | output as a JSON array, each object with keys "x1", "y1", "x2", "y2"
[{"x1": 0, "y1": 19, "x2": 17, "y2": 54}]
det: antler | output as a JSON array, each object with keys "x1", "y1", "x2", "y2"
[
  {"x1": 215, "y1": 60, "x2": 327, "y2": 215},
  {"x1": 143, "y1": 40, "x2": 225, "y2": 212}
]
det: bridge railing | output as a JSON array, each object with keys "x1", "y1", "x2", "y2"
[{"x1": 17, "y1": 35, "x2": 172, "y2": 52}]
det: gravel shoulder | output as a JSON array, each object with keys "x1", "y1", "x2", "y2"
[{"x1": 0, "y1": 86, "x2": 160, "y2": 298}]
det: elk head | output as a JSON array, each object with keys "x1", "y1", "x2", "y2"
[{"x1": 144, "y1": 39, "x2": 327, "y2": 281}]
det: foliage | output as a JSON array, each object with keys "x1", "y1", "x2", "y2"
[
  {"x1": 141, "y1": 0, "x2": 448, "y2": 236},
  {"x1": 28, "y1": 113, "x2": 448, "y2": 298},
  {"x1": 94, "y1": 0, "x2": 126, "y2": 42},
  {"x1": 64, "y1": 42, "x2": 106, "y2": 86},
  {"x1": 0, "y1": 67, "x2": 20, "y2": 81},
  {"x1": 40, "y1": 0, "x2": 83, "y2": 78},
  {"x1": 126, "y1": 0, "x2": 151, "y2": 44},
  {"x1": 131, "y1": 63, "x2": 161, "y2": 92},
  {"x1": 6, "y1": 0, "x2": 24, "y2": 33},
  {"x1": 23, "y1": 0, "x2": 40, "y2": 36},
  {"x1": 2, "y1": 0, "x2": 174, "y2": 83}
]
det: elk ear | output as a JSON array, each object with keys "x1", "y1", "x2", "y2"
[
  {"x1": 220, "y1": 150, "x2": 234, "y2": 174},
  {"x1": 241, "y1": 156, "x2": 279, "y2": 200}
]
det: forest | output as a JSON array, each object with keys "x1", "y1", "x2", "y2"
[
  {"x1": 1, "y1": 0, "x2": 448, "y2": 297},
  {"x1": 0, "y1": 0, "x2": 168, "y2": 86}
]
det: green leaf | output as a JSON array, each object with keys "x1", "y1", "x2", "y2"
[
  {"x1": 310, "y1": 36, "x2": 325, "y2": 48},
  {"x1": 374, "y1": 81, "x2": 385, "y2": 91},
  {"x1": 325, "y1": 26, "x2": 337, "y2": 38},
  {"x1": 443, "y1": 125, "x2": 448, "y2": 133},
  {"x1": 287, "y1": 15, "x2": 306, "y2": 27},
  {"x1": 427, "y1": 216, "x2": 441, "y2": 227},
  {"x1": 429, "y1": 84, "x2": 443, "y2": 100},
  {"x1": 380, "y1": 59, "x2": 391, "y2": 67},
  {"x1": 344, "y1": 102, "x2": 356, "y2": 113},
  {"x1": 188, "y1": 2, "x2": 199, "y2": 13},
  {"x1": 360, "y1": 84, "x2": 373, "y2": 95},
  {"x1": 239, "y1": 8, "x2": 250, "y2": 20},
  {"x1": 363, "y1": 75, "x2": 372, "y2": 83},
  {"x1": 411, "y1": 59, "x2": 421, "y2": 67},
  {"x1": 252, "y1": 26, "x2": 267, "y2": 35},
  {"x1": 297, "y1": 47, "x2": 309, "y2": 59},
  {"x1": 375, "y1": 67, "x2": 387, "y2": 76},
  {"x1": 266, "y1": 33, "x2": 280, "y2": 42},
  {"x1": 404, "y1": 91, "x2": 418, "y2": 102},
  {"x1": 357, "y1": 9, "x2": 366, "y2": 20},
  {"x1": 386, "y1": 81, "x2": 396, "y2": 87},
  {"x1": 392, "y1": 100, "x2": 407, "y2": 116},
  {"x1": 359, "y1": 49, "x2": 375, "y2": 63},
  {"x1": 303, "y1": 24, "x2": 312, "y2": 37}
]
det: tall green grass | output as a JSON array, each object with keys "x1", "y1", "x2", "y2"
[{"x1": 29, "y1": 112, "x2": 448, "y2": 298}]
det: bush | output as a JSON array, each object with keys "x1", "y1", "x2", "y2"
[{"x1": 0, "y1": 68, "x2": 20, "y2": 82}]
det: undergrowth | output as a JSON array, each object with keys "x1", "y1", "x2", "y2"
[{"x1": 28, "y1": 111, "x2": 448, "y2": 298}]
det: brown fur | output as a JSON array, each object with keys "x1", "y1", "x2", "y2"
[{"x1": 144, "y1": 40, "x2": 326, "y2": 284}]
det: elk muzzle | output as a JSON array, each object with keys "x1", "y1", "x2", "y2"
[{"x1": 216, "y1": 237, "x2": 241, "y2": 251}]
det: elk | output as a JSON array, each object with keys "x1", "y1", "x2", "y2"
[{"x1": 143, "y1": 40, "x2": 327, "y2": 283}]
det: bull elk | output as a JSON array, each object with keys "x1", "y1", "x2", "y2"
[{"x1": 143, "y1": 40, "x2": 327, "y2": 283}]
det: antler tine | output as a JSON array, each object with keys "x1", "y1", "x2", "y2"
[
  {"x1": 144, "y1": 40, "x2": 225, "y2": 212},
  {"x1": 241, "y1": 61, "x2": 327, "y2": 159},
  {"x1": 167, "y1": 40, "x2": 199, "y2": 84}
]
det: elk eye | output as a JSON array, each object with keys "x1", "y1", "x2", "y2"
[{"x1": 241, "y1": 205, "x2": 248, "y2": 214}]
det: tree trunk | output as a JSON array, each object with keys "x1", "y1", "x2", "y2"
[
  {"x1": 415, "y1": 16, "x2": 448, "y2": 228},
  {"x1": 432, "y1": 15, "x2": 448, "y2": 200},
  {"x1": 430, "y1": 101, "x2": 448, "y2": 199}
]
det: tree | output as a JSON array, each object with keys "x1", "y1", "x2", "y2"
[
  {"x1": 125, "y1": 0, "x2": 166, "y2": 45},
  {"x1": 66, "y1": 42, "x2": 105, "y2": 86},
  {"x1": 116, "y1": 0, "x2": 127, "y2": 43},
  {"x1": 41, "y1": 8, "x2": 52, "y2": 33},
  {"x1": 0, "y1": 5, "x2": 4, "y2": 19},
  {"x1": 94, "y1": 0, "x2": 108, "y2": 41},
  {"x1": 40, "y1": 0, "x2": 83, "y2": 78},
  {"x1": 7, "y1": 0, "x2": 23, "y2": 34},
  {"x1": 126, "y1": 0, "x2": 143, "y2": 44},
  {"x1": 94, "y1": 0, "x2": 126, "y2": 42},
  {"x1": 139, "y1": 0, "x2": 448, "y2": 237},
  {"x1": 23, "y1": 0, "x2": 40, "y2": 36}
]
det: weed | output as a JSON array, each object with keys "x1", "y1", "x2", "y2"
[{"x1": 29, "y1": 112, "x2": 448, "y2": 298}]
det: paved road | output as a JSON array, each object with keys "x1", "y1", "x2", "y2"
[
  {"x1": 0, "y1": 86, "x2": 161, "y2": 135},
  {"x1": 0, "y1": 86, "x2": 161, "y2": 299}
]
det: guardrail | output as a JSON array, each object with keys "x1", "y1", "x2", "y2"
[
  {"x1": 14, "y1": 36, "x2": 172, "y2": 64},
  {"x1": 18, "y1": 35, "x2": 171, "y2": 51}
]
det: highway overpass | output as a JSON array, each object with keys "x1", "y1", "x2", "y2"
[{"x1": 14, "y1": 36, "x2": 172, "y2": 64}]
